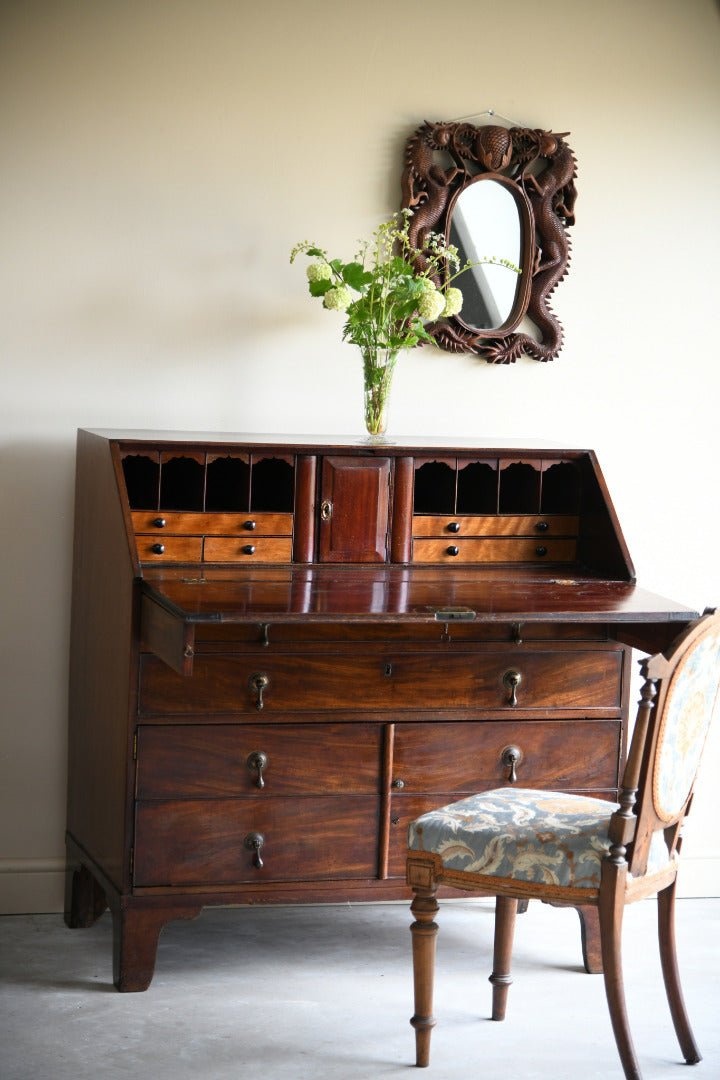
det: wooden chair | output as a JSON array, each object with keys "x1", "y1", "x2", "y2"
[{"x1": 406, "y1": 609, "x2": 720, "y2": 1080}]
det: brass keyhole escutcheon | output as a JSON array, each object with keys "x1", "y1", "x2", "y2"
[
  {"x1": 503, "y1": 669, "x2": 522, "y2": 707},
  {"x1": 501, "y1": 745, "x2": 523, "y2": 783},
  {"x1": 320, "y1": 500, "x2": 333, "y2": 521},
  {"x1": 249, "y1": 672, "x2": 269, "y2": 711},
  {"x1": 247, "y1": 750, "x2": 268, "y2": 789}
]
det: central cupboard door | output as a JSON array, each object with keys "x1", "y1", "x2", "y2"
[{"x1": 318, "y1": 456, "x2": 391, "y2": 562}]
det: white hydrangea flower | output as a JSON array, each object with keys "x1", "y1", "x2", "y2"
[
  {"x1": 417, "y1": 286, "x2": 446, "y2": 321},
  {"x1": 442, "y1": 287, "x2": 463, "y2": 317},
  {"x1": 323, "y1": 285, "x2": 352, "y2": 311},
  {"x1": 306, "y1": 261, "x2": 332, "y2": 283}
]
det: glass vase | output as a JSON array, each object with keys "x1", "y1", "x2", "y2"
[{"x1": 361, "y1": 347, "x2": 398, "y2": 439}]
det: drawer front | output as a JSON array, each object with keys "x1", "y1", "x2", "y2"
[
  {"x1": 203, "y1": 536, "x2": 294, "y2": 563},
  {"x1": 386, "y1": 790, "x2": 617, "y2": 878},
  {"x1": 412, "y1": 515, "x2": 578, "y2": 538},
  {"x1": 412, "y1": 537, "x2": 576, "y2": 563},
  {"x1": 392, "y1": 720, "x2": 621, "y2": 792},
  {"x1": 132, "y1": 511, "x2": 293, "y2": 536},
  {"x1": 136, "y1": 723, "x2": 382, "y2": 798},
  {"x1": 133, "y1": 796, "x2": 379, "y2": 885},
  {"x1": 136, "y1": 536, "x2": 203, "y2": 563},
  {"x1": 139, "y1": 649, "x2": 623, "y2": 714}
]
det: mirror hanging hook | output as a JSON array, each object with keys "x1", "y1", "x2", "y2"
[{"x1": 448, "y1": 108, "x2": 524, "y2": 128}]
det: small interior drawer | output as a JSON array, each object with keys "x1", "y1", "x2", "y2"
[
  {"x1": 412, "y1": 515, "x2": 579, "y2": 538},
  {"x1": 136, "y1": 536, "x2": 203, "y2": 563},
  {"x1": 133, "y1": 795, "x2": 380, "y2": 885},
  {"x1": 412, "y1": 537, "x2": 577, "y2": 563},
  {"x1": 136, "y1": 723, "x2": 382, "y2": 797},
  {"x1": 204, "y1": 536, "x2": 293, "y2": 562},
  {"x1": 131, "y1": 511, "x2": 293, "y2": 536}
]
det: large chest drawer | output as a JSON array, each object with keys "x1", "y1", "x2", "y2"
[
  {"x1": 133, "y1": 796, "x2": 379, "y2": 886},
  {"x1": 391, "y1": 719, "x2": 621, "y2": 793},
  {"x1": 136, "y1": 723, "x2": 382, "y2": 798},
  {"x1": 139, "y1": 648, "x2": 624, "y2": 715}
]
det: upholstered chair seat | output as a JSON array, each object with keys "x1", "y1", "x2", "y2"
[{"x1": 408, "y1": 788, "x2": 674, "y2": 890}]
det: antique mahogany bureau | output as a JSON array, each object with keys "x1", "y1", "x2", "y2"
[{"x1": 65, "y1": 429, "x2": 696, "y2": 990}]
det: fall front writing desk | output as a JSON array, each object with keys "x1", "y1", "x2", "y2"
[{"x1": 65, "y1": 431, "x2": 697, "y2": 990}]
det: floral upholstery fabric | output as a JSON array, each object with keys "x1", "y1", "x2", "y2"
[
  {"x1": 408, "y1": 788, "x2": 671, "y2": 889},
  {"x1": 653, "y1": 624, "x2": 720, "y2": 822}
]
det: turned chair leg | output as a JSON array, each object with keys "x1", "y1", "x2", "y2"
[
  {"x1": 410, "y1": 888, "x2": 439, "y2": 1068},
  {"x1": 489, "y1": 895, "x2": 518, "y2": 1021},
  {"x1": 658, "y1": 879, "x2": 702, "y2": 1065},
  {"x1": 599, "y1": 881, "x2": 642, "y2": 1080}
]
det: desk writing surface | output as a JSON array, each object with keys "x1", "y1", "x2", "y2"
[{"x1": 141, "y1": 566, "x2": 697, "y2": 626}]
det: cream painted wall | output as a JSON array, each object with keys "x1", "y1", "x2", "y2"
[{"x1": 1, "y1": 0, "x2": 719, "y2": 912}]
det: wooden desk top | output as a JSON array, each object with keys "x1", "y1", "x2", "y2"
[{"x1": 142, "y1": 566, "x2": 697, "y2": 628}]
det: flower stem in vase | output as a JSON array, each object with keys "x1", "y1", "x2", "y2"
[{"x1": 362, "y1": 348, "x2": 398, "y2": 437}]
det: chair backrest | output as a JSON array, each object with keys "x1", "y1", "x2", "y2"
[{"x1": 614, "y1": 609, "x2": 720, "y2": 878}]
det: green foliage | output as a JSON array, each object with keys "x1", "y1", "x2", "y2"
[{"x1": 290, "y1": 210, "x2": 497, "y2": 355}]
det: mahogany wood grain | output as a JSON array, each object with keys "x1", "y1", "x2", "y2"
[
  {"x1": 133, "y1": 796, "x2": 381, "y2": 885},
  {"x1": 136, "y1": 722, "x2": 382, "y2": 797},
  {"x1": 138, "y1": 648, "x2": 624, "y2": 715},
  {"x1": 412, "y1": 514, "x2": 578, "y2": 537},
  {"x1": 391, "y1": 719, "x2": 621, "y2": 792},
  {"x1": 318, "y1": 456, "x2": 390, "y2": 562}
]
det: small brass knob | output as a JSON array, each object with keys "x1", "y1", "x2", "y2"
[
  {"x1": 391, "y1": 778, "x2": 405, "y2": 790},
  {"x1": 151, "y1": 543, "x2": 165, "y2": 555}
]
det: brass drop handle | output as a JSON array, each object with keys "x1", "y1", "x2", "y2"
[
  {"x1": 247, "y1": 750, "x2": 268, "y2": 789},
  {"x1": 503, "y1": 669, "x2": 522, "y2": 707},
  {"x1": 501, "y1": 745, "x2": 523, "y2": 783},
  {"x1": 244, "y1": 832, "x2": 265, "y2": 869},
  {"x1": 249, "y1": 672, "x2": 269, "y2": 710}
]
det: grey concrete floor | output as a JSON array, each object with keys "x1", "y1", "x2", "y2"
[{"x1": 1, "y1": 899, "x2": 719, "y2": 1080}]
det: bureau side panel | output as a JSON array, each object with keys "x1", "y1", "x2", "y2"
[{"x1": 66, "y1": 430, "x2": 137, "y2": 893}]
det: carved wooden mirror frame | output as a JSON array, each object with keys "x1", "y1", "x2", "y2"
[{"x1": 400, "y1": 121, "x2": 577, "y2": 363}]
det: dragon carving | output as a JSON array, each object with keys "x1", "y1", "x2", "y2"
[{"x1": 400, "y1": 121, "x2": 577, "y2": 363}]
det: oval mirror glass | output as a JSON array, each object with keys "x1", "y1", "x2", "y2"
[{"x1": 448, "y1": 177, "x2": 530, "y2": 334}]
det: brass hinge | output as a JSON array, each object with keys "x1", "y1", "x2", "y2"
[{"x1": 133, "y1": 733, "x2": 138, "y2": 760}]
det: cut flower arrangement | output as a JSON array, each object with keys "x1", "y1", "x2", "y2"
[{"x1": 290, "y1": 210, "x2": 516, "y2": 436}]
